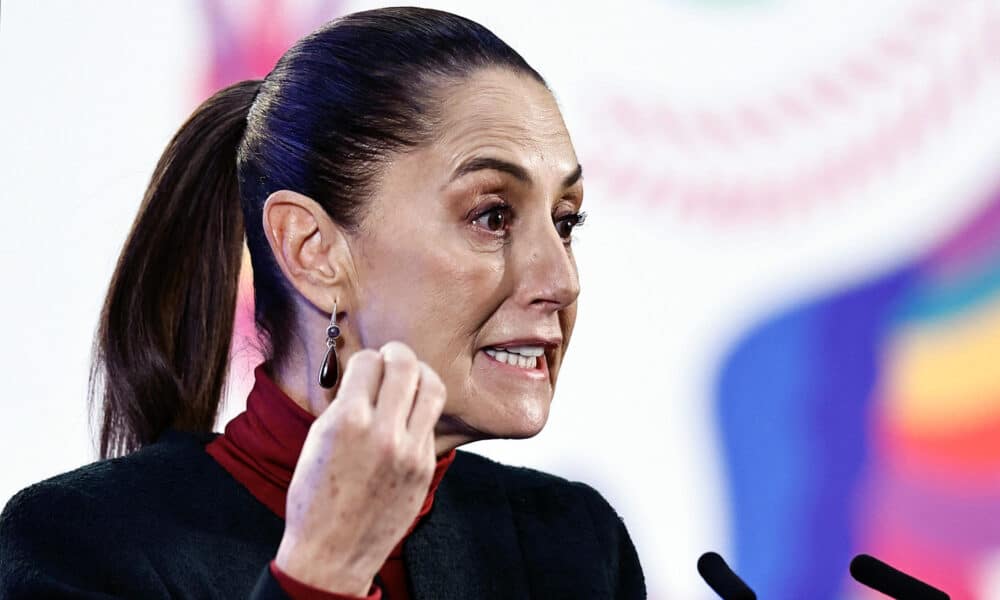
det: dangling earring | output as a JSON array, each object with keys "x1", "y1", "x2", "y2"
[{"x1": 319, "y1": 301, "x2": 341, "y2": 389}]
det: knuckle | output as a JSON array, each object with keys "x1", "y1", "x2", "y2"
[
  {"x1": 431, "y1": 391, "x2": 447, "y2": 413},
  {"x1": 432, "y1": 380, "x2": 447, "y2": 402},
  {"x1": 400, "y1": 450, "x2": 425, "y2": 475},
  {"x1": 381, "y1": 341, "x2": 417, "y2": 367},
  {"x1": 348, "y1": 348, "x2": 382, "y2": 371},
  {"x1": 337, "y1": 405, "x2": 370, "y2": 432},
  {"x1": 374, "y1": 427, "x2": 401, "y2": 459},
  {"x1": 418, "y1": 362, "x2": 441, "y2": 386},
  {"x1": 418, "y1": 459, "x2": 435, "y2": 482},
  {"x1": 419, "y1": 364, "x2": 446, "y2": 397},
  {"x1": 397, "y1": 360, "x2": 421, "y2": 384}
]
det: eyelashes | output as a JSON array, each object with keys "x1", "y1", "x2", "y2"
[
  {"x1": 555, "y1": 211, "x2": 587, "y2": 242},
  {"x1": 471, "y1": 201, "x2": 513, "y2": 235},
  {"x1": 471, "y1": 201, "x2": 587, "y2": 245}
]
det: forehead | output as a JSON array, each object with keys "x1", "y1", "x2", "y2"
[{"x1": 430, "y1": 69, "x2": 578, "y2": 179}]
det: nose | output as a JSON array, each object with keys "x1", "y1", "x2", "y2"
[{"x1": 513, "y1": 212, "x2": 580, "y2": 312}]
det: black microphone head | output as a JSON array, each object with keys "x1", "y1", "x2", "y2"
[
  {"x1": 697, "y1": 551, "x2": 757, "y2": 600},
  {"x1": 850, "y1": 553, "x2": 950, "y2": 600}
]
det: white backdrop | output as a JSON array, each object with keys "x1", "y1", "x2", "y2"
[{"x1": 2, "y1": 1, "x2": 1000, "y2": 597}]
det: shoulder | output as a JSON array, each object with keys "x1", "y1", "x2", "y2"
[
  {"x1": 449, "y1": 450, "x2": 646, "y2": 596},
  {"x1": 0, "y1": 438, "x2": 190, "y2": 596},
  {"x1": 0, "y1": 430, "x2": 228, "y2": 555},
  {"x1": 1, "y1": 431, "x2": 283, "y2": 598},
  {"x1": 0, "y1": 430, "x2": 252, "y2": 597},
  {"x1": 2, "y1": 429, "x2": 219, "y2": 520},
  {"x1": 451, "y1": 449, "x2": 630, "y2": 532}
]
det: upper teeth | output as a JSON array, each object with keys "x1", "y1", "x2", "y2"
[
  {"x1": 491, "y1": 345, "x2": 544, "y2": 357},
  {"x1": 484, "y1": 345, "x2": 544, "y2": 368}
]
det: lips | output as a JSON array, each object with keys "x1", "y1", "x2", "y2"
[
  {"x1": 478, "y1": 337, "x2": 561, "y2": 380},
  {"x1": 483, "y1": 337, "x2": 561, "y2": 351}
]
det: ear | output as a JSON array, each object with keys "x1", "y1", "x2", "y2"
[{"x1": 261, "y1": 190, "x2": 353, "y2": 314}]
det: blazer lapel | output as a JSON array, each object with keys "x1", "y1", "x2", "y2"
[{"x1": 404, "y1": 452, "x2": 531, "y2": 600}]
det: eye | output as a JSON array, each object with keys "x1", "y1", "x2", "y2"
[
  {"x1": 472, "y1": 202, "x2": 513, "y2": 235},
  {"x1": 554, "y1": 211, "x2": 587, "y2": 242}
]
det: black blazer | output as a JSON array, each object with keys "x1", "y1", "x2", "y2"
[{"x1": 0, "y1": 430, "x2": 645, "y2": 599}]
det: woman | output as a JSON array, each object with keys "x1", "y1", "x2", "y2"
[{"x1": 0, "y1": 7, "x2": 645, "y2": 599}]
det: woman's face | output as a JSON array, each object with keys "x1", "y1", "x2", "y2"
[{"x1": 349, "y1": 68, "x2": 583, "y2": 443}]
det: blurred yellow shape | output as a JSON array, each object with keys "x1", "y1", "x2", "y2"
[{"x1": 881, "y1": 296, "x2": 1000, "y2": 435}]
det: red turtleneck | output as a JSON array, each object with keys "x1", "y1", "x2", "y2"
[{"x1": 205, "y1": 364, "x2": 456, "y2": 600}]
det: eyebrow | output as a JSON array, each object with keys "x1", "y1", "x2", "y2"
[{"x1": 450, "y1": 156, "x2": 583, "y2": 189}]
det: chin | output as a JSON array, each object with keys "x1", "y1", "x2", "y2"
[
  {"x1": 465, "y1": 395, "x2": 552, "y2": 440},
  {"x1": 457, "y1": 351, "x2": 558, "y2": 440}
]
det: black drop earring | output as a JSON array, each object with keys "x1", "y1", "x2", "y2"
[{"x1": 319, "y1": 301, "x2": 341, "y2": 389}]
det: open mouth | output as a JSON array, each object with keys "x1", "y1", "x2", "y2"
[{"x1": 482, "y1": 345, "x2": 544, "y2": 369}]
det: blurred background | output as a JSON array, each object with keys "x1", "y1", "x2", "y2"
[{"x1": 2, "y1": 0, "x2": 999, "y2": 598}]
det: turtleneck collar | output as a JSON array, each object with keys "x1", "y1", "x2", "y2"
[{"x1": 205, "y1": 363, "x2": 456, "y2": 524}]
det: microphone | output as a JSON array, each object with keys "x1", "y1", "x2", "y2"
[
  {"x1": 850, "y1": 554, "x2": 950, "y2": 600},
  {"x1": 697, "y1": 551, "x2": 757, "y2": 600}
]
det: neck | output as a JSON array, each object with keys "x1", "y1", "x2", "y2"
[{"x1": 271, "y1": 348, "x2": 334, "y2": 417}]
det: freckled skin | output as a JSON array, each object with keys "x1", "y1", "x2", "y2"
[{"x1": 346, "y1": 68, "x2": 583, "y2": 448}]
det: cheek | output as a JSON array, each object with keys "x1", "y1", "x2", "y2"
[
  {"x1": 557, "y1": 256, "x2": 580, "y2": 346},
  {"x1": 560, "y1": 302, "x2": 578, "y2": 343},
  {"x1": 356, "y1": 233, "x2": 505, "y2": 357},
  {"x1": 418, "y1": 248, "x2": 505, "y2": 352},
  {"x1": 552, "y1": 303, "x2": 578, "y2": 380}
]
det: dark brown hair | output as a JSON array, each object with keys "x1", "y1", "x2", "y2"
[{"x1": 90, "y1": 7, "x2": 545, "y2": 458}]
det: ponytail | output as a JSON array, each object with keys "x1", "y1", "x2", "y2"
[
  {"x1": 92, "y1": 7, "x2": 552, "y2": 458},
  {"x1": 90, "y1": 80, "x2": 262, "y2": 459}
]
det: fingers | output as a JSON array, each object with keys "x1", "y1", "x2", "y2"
[
  {"x1": 326, "y1": 341, "x2": 444, "y2": 446},
  {"x1": 374, "y1": 341, "x2": 421, "y2": 431},
  {"x1": 407, "y1": 363, "x2": 446, "y2": 436},
  {"x1": 419, "y1": 425, "x2": 436, "y2": 465},
  {"x1": 323, "y1": 349, "x2": 384, "y2": 424}
]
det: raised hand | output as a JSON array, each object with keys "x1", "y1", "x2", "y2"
[{"x1": 274, "y1": 341, "x2": 447, "y2": 596}]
